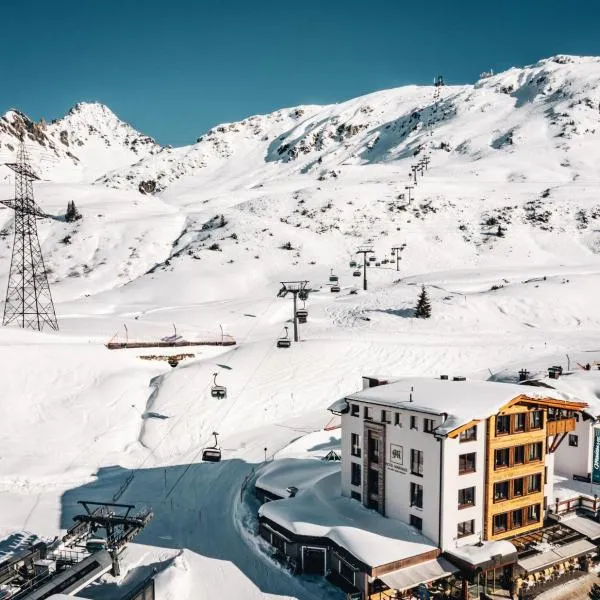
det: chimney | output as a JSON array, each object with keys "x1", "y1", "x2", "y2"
[
  {"x1": 518, "y1": 369, "x2": 530, "y2": 382},
  {"x1": 548, "y1": 366, "x2": 563, "y2": 380}
]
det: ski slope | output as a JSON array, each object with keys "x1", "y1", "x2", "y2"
[{"x1": 2, "y1": 55, "x2": 600, "y2": 598}]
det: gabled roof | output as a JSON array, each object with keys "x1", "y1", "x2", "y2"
[
  {"x1": 523, "y1": 370, "x2": 600, "y2": 418},
  {"x1": 331, "y1": 377, "x2": 586, "y2": 436}
]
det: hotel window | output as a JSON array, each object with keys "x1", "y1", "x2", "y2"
[
  {"x1": 351, "y1": 491, "x2": 361, "y2": 502},
  {"x1": 424, "y1": 418, "x2": 435, "y2": 433},
  {"x1": 350, "y1": 404, "x2": 359, "y2": 417},
  {"x1": 351, "y1": 433, "x2": 361, "y2": 458},
  {"x1": 514, "y1": 445, "x2": 525, "y2": 465},
  {"x1": 494, "y1": 481, "x2": 509, "y2": 502},
  {"x1": 459, "y1": 425, "x2": 477, "y2": 443},
  {"x1": 496, "y1": 415, "x2": 510, "y2": 436},
  {"x1": 494, "y1": 448, "x2": 509, "y2": 469},
  {"x1": 458, "y1": 487, "x2": 475, "y2": 508},
  {"x1": 493, "y1": 513, "x2": 508, "y2": 533},
  {"x1": 394, "y1": 412, "x2": 401, "y2": 427},
  {"x1": 410, "y1": 514, "x2": 423, "y2": 531},
  {"x1": 411, "y1": 449, "x2": 424, "y2": 476},
  {"x1": 351, "y1": 462, "x2": 361, "y2": 486},
  {"x1": 459, "y1": 452, "x2": 476, "y2": 475},
  {"x1": 513, "y1": 477, "x2": 524, "y2": 497},
  {"x1": 512, "y1": 509, "x2": 523, "y2": 529},
  {"x1": 528, "y1": 442, "x2": 543, "y2": 462},
  {"x1": 410, "y1": 482, "x2": 423, "y2": 508},
  {"x1": 528, "y1": 473, "x2": 542, "y2": 493},
  {"x1": 527, "y1": 504, "x2": 540, "y2": 523},
  {"x1": 569, "y1": 434, "x2": 578, "y2": 447},
  {"x1": 410, "y1": 416, "x2": 418, "y2": 430},
  {"x1": 368, "y1": 434, "x2": 380, "y2": 463},
  {"x1": 457, "y1": 519, "x2": 475, "y2": 538},
  {"x1": 530, "y1": 411, "x2": 543, "y2": 430},
  {"x1": 514, "y1": 413, "x2": 526, "y2": 432},
  {"x1": 381, "y1": 410, "x2": 391, "y2": 424},
  {"x1": 364, "y1": 406, "x2": 372, "y2": 420},
  {"x1": 339, "y1": 558, "x2": 355, "y2": 584},
  {"x1": 368, "y1": 468, "x2": 379, "y2": 496}
]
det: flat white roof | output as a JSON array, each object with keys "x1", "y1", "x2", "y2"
[
  {"x1": 259, "y1": 468, "x2": 438, "y2": 568},
  {"x1": 342, "y1": 377, "x2": 573, "y2": 434},
  {"x1": 447, "y1": 539, "x2": 517, "y2": 567}
]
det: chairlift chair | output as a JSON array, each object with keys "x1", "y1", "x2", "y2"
[
  {"x1": 353, "y1": 270, "x2": 361, "y2": 277},
  {"x1": 329, "y1": 268, "x2": 339, "y2": 283},
  {"x1": 277, "y1": 326, "x2": 292, "y2": 348},
  {"x1": 298, "y1": 289, "x2": 309, "y2": 301},
  {"x1": 202, "y1": 431, "x2": 222, "y2": 462},
  {"x1": 331, "y1": 285, "x2": 340, "y2": 293},
  {"x1": 167, "y1": 356, "x2": 179, "y2": 368},
  {"x1": 296, "y1": 308, "x2": 308, "y2": 324},
  {"x1": 369, "y1": 256, "x2": 376, "y2": 262},
  {"x1": 375, "y1": 262, "x2": 381, "y2": 267},
  {"x1": 211, "y1": 372, "x2": 227, "y2": 399},
  {"x1": 349, "y1": 260, "x2": 357, "y2": 268}
]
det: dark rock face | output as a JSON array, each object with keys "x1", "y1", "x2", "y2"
[{"x1": 138, "y1": 180, "x2": 157, "y2": 194}]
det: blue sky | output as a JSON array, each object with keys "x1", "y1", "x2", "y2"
[{"x1": 3, "y1": 0, "x2": 600, "y2": 145}]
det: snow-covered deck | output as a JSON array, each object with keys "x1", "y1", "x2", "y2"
[{"x1": 258, "y1": 464, "x2": 438, "y2": 568}]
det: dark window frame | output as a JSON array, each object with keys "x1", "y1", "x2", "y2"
[
  {"x1": 410, "y1": 482, "x2": 423, "y2": 508},
  {"x1": 351, "y1": 462, "x2": 361, "y2": 487},
  {"x1": 410, "y1": 416, "x2": 418, "y2": 430},
  {"x1": 424, "y1": 418, "x2": 435, "y2": 433},
  {"x1": 494, "y1": 481, "x2": 509, "y2": 502},
  {"x1": 410, "y1": 514, "x2": 423, "y2": 531},
  {"x1": 494, "y1": 448, "x2": 510, "y2": 469},
  {"x1": 459, "y1": 425, "x2": 477, "y2": 443},
  {"x1": 351, "y1": 433, "x2": 361, "y2": 458},
  {"x1": 458, "y1": 486, "x2": 475, "y2": 509},
  {"x1": 493, "y1": 512, "x2": 508, "y2": 534},
  {"x1": 496, "y1": 415, "x2": 511, "y2": 436},
  {"x1": 459, "y1": 452, "x2": 477, "y2": 475},
  {"x1": 457, "y1": 519, "x2": 475, "y2": 539},
  {"x1": 411, "y1": 449, "x2": 424, "y2": 477},
  {"x1": 350, "y1": 404, "x2": 359, "y2": 417}
]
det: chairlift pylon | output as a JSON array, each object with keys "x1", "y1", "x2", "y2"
[
  {"x1": 211, "y1": 372, "x2": 227, "y2": 399},
  {"x1": 202, "y1": 431, "x2": 222, "y2": 462}
]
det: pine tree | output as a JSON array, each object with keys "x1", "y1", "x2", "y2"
[
  {"x1": 65, "y1": 201, "x2": 82, "y2": 223},
  {"x1": 497, "y1": 225, "x2": 504, "y2": 237},
  {"x1": 415, "y1": 286, "x2": 432, "y2": 319}
]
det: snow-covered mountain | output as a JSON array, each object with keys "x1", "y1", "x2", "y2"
[
  {"x1": 4, "y1": 55, "x2": 600, "y2": 600},
  {"x1": 0, "y1": 101, "x2": 160, "y2": 183}
]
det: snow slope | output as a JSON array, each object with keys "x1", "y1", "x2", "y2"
[{"x1": 2, "y1": 55, "x2": 600, "y2": 599}]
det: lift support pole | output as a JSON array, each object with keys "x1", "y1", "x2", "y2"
[
  {"x1": 391, "y1": 246, "x2": 402, "y2": 271},
  {"x1": 277, "y1": 281, "x2": 309, "y2": 343},
  {"x1": 356, "y1": 247, "x2": 374, "y2": 291}
]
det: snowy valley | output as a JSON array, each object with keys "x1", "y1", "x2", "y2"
[{"x1": 2, "y1": 55, "x2": 600, "y2": 598}]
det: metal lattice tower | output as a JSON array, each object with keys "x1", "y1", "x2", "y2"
[{"x1": 1, "y1": 141, "x2": 58, "y2": 331}]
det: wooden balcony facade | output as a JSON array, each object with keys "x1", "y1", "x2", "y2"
[{"x1": 546, "y1": 417, "x2": 576, "y2": 437}]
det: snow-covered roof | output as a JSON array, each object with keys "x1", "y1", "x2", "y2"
[
  {"x1": 255, "y1": 458, "x2": 340, "y2": 498},
  {"x1": 447, "y1": 540, "x2": 517, "y2": 568},
  {"x1": 524, "y1": 371, "x2": 600, "y2": 417},
  {"x1": 340, "y1": 377, "x2": 575, "y2": 435},
  {"x1": 259, "y1": 467, "x2": 438, "y2": 568}
]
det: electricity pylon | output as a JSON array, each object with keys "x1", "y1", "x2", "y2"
[{"x1": 1, "y1": 141, "x2": 58, "y2": 331}]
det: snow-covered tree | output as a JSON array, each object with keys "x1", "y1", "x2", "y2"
[{"x1": 415, "y1": 286, "x2": 432, "y2": 319}]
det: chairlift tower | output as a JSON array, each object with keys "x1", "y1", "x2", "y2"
[
  {"x1": 404, "y1": 185, "x2": 414, "y2": 204},
  {"x1": 0, "y1": 141, "x2": 58, "y2": 331},
  {"x1": 356, "y1": 246, "x2": 374, "y2": 291},
  {"x1": 276, "y1": 280, "x2": 310, "y2": 342},
  {"x1": 391, "y1": 246, "x2": 403, "y2": 271}
]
